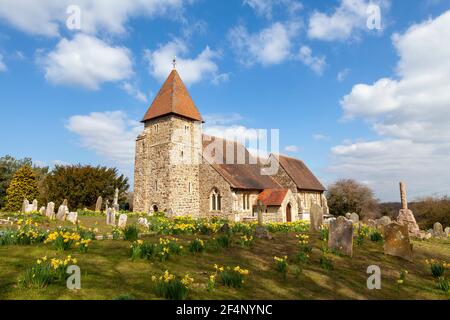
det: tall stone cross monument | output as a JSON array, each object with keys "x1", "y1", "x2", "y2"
[{"x1": 396, "y1": 182, "x2": 420, "y2": 236}]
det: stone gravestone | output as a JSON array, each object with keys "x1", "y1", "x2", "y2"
[
  {"x1": 32, "y1": 199, "x2": 38, "y2": 212},
  {"x1": 345, "y1": 213, "x2": 351, "y2": 219},
  {"x1": 321, "y1": 194, "x2": 330, "y2": 215},
  {"x1": 328, "y1": 216, "x2": 354, "y2": 257},
  {"x1": 46, "y1": 202, "x2": 55, "y2": 220},
  {"x1": 95, "y1": 196, "x2": 103, "y2": 212},
  {"x1": 310, "y1": 203, "x2": 323, "y2": 232},
  {"x1": 433, "y1": 222, "x2": 445, "y2": 238},
  {"x1": 56, "y1": 205, "x2": 68, "y2": 221},
  {"x1": 138, "y1": 217, "x2": 149, "y2": 228},
  {"x1": 39, "y1": 206, "x2": 46, "y2": 215},
  {"x1": 367, "y1": 219, "x2": 376, "y2": 228},
  {"x1": 62, "y1": 199, "x2": 68, "y2": 207},
  {"x1": 118, "y1": 214, "x2": 128, "y2": 229},
  {"x1": 383, "y1": 222, "x2": 413, "y2": 261},
  {"x1": 376, "y1": 216, "x2": 391, "y2": 233},
  {"x1": 445, "y1": 227, "x2": 450, "y2": 237},
  {"x1": 396, "y1": 182, "x2": 420, "y2": 236},
  {"x1": 67, "y1": 212, "x2": 78, "y2": 225},
  {"x1": 349, "y1": 213, "x2": 359, "y2": 223},
  {"x1": 22, "y1": 199, "x2": 29, "y2": 213},
  {"x1": 106, "y1": 208, "x2": 116, "y2": 226}
]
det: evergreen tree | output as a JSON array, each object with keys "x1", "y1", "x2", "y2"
[{"x1": 5, "y1": 165, "x2": 39, "y2": 212}]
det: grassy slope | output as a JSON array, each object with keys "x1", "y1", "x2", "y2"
[{"x1": 0, "y1": 216, "x2": 449, "y2": 300}]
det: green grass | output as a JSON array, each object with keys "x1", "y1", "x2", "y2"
[{"x1": 0, "y1": 215, "x2": 449, "y2": 300}]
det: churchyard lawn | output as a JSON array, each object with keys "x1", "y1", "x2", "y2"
[{"x1": 0, "y1": 212, "x2": 449, "y2": 300}]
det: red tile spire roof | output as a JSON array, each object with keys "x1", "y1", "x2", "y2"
[{"x1": 142, "y1": 69, "x2": 203, "y2": 122}]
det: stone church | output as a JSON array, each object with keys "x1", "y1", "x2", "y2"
[{"x1": 134, "y1": 68, "x2": 328, "y2": 222}]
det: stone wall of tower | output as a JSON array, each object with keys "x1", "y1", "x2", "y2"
[{"x1": 133, "y1": 115, "x2": 201, "y2": 216}]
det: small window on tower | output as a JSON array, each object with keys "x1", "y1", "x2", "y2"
[
  {"x1": 185, "y1": 125, "x2": 189, "y2": 134},
  {"x1": 188, "y1": 182, "x2": 192, "y2": 193},
  {"x1": 155, "y1": 181, "x2": 158, "y2": 191},
  {"x1": 154, "y1": 124, "x2": 159, "y2": 132},
  {"x1": 181, "y1": 150, "x2": 184, "y2": 159}
]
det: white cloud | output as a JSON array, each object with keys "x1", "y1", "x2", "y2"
[
  {"x1": 66, "y1": 111, "x2": 141, "y2": 165},
  {"x1": 337, "y1": 68, "x2": 350, "y2": 82},
  {"x1": 144, "y1": 39, "x2": 225, "y2": 85},
  {"x1": 313, "y1": 134, "x2": 330, "y2": 141},
  {"x1": 0, "y1": 54, "x2": 6, "y2": 72},
  {"x1": 121, "y1": 82, "x2": 148, "y2": 103},
  {"x1": 228, "y1": 22, "x2": 300, "y2": 66},
  {"x1": 298, "y1": 46, "x2": 326, "y2": 75},
  {"x1": 38, "y1": 34, "x2": 133, "y2": 90},
  {"x1": 0, "y1": 0, "x2": 189, "y2": 37},
  {"x1": 284, "y1": 145, "x2": 299, "y2": 152},
  {"x1": 203, "y1": 113, "x2": 244, "y2": 126},
  {"x1": 331, "y1": 10, "x2": 450, "y2": 200},
  {"x1": 308, "y1": 0, "x2": 389, "y2": 41},
  {"x1": 243, "y1": 0, "x2": 303, "y2": 19}
]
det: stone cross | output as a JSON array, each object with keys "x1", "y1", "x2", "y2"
[
  {"x1": 113, "y1": 188, "x2": 119, "y2": 211},
  {"x1": 255, "y1": 200, "x2": 265, "y2": 226},
  {"x1": 400, "y1": 182, "x2": 408, "y2": 210}
]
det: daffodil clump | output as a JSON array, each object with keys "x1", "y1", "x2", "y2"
[
  {"x1": 130, "y1": 238, "x2": 183, "y2": 261},
  {"x1": 425, "y1": 259, "x2": 449, "y2": 278},
  {"x1": 266, "y1": 220, "x2": 309, "y2": 233},
  {"x1": 151, "y1": 270, "x2": 194, "y2": 300},
  {"x1": 44, "y1": 230, "x2": 81, "y2": 251},
  {"x1": 319, "y1": 225, "x2": 329, "y2": 241},
  {"x1": 206, "y1": 274, "x2": 216, "y2": 292},
  {"x1": 189, "y1": 238, "x2": 205, "y2": 254},
  {"x1": 2, "y1": 218, "x2": 47, "y2": 246},
  {"x1": 397, "y1": 270, "x2": 408, "y2": 290},
  {"x1": 19, "y1": 255, "x2": 78, "y2": 288},
  {"x1": 76, "y1": 238, "x2": 92, "y2": 253},
  {"x1": 356, "y1": 225, "x2": 370, "y2": 245},
  {"x1": 240, "y1": 235, "x2": 254, "y2": 247},
  {"x1": 274, "y1": 256, "x2": 289, "y2": 276},
  {"x1": 214, "y1": 264, "x2": 249, "y2": 288}
]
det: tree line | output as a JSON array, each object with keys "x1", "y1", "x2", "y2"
[{"x1": 0, "y1": 155, "x2": 129, "y2": 212}]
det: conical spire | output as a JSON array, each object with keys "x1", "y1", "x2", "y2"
[{"x1": 142, "y1": 69, "x2": 203, "y2": 122}]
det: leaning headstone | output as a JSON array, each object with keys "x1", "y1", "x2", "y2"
[
  {"x1": 118, "y1": 214, "x2": 128, "y2": 229},
  {"x1": 445, "y1": 227, "x2": 450, "y2": 237},
  {"x1": 310, "y1": 203, "x2": 323, "y2": 232},
  {"x1": 396, "y1": 182, "x2": 420, "y2": 236},
  {"x1": 56, "y1": 205, "x2": 68, "y2": 221},
  {"x1": 349, "y1": 213, "x2": 359, "y2": 223},
  {"x1": 95, "y1": 196, "x2": 103, "y2": 212},
  {"x1": 67, "y1": 212, "x2": 78, "y2": 225},
  {"x1": 345, "y1": 213, "x2": 351, "y2": 219},
  {"x1": 328, "y1": 216, "x2": 354, "y2": 257},
  {"x1": 383, "y1": 222, "x2": 413, "y2": 261},
  {"x1": 39, "y1": 206, "x2": 46, "y2": 215},
  {"x1": 46, "y1": 202, "x2": 55, "y2": 220},
  {"x1": 31, "y1": 199, "x2": 38, "y2": 212},
  {"x1": 62, "y1": 199, "x2": 68, "y2": 207},
  {"x1": 22, "y1": 199, "x2": 29, "y2": 213},
  {"x1": 433, "y1": 222, "x2": 445, "y2": 238}
]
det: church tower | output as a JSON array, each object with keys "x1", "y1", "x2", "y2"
[{"x1": 134, "y1": 67, "x2": 202, "y2": 215}]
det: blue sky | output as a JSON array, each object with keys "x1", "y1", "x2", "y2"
[{"x1": 1, "y1": 0, "x2": 449, "y2": 201}]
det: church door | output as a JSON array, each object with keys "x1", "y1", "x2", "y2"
[{"x1": 286, "y1": 204, "x2": 292, "y2": 222}]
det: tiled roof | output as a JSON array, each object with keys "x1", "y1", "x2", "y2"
[
  {"x1": 258, "y1": 189, "x2": 289, "y2": 206},
  {"x1": 277, "y1": 155, "x2": 326, "y2": 191},
  {"x1": 202, "y1": 135, "x2": 281, "y2": 190},
  {"x1": 142, "y1": 69, "x2": 203, "y2": 122}
]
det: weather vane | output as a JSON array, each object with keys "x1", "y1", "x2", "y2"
[{"x1": 172, "y1": 56, "x2": 177, "y2": 70}]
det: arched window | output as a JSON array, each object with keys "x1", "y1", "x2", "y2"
[{"x1": 210, "y1": 188, "x2": 222, "y2": 211}]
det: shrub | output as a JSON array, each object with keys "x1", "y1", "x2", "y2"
[
  {"x1": 151, "y1": 271, "x2": 194, "y2": 300},
  {"x1": 189, "y1": 238, "x2": 205, "y2": 254},
  {"x1": 5, "y1": 165, "x2": 39, "y2": 212},
  {"x1": 123, "y1": 225, "x2": 139, "y2": 241},
  {"x1": 215, "y1": 265, "x2": 249, "y2": 288}
]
